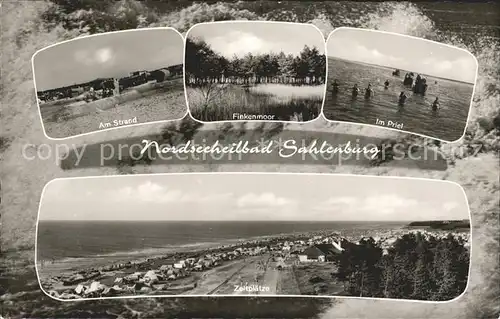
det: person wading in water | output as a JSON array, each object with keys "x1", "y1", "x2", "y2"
[
  {"x1": 351, "y1": 84, "x2": 360, "y2": 98},
  {"x1": 364, "y1": 83, "x2": 374, "y2": 99},
  {"x1": 398, "y1": 91, "x2": 408, "y2": 106},
  {"x1": 331, "y1": 79, "x2": 339, "y2": 96},
  {"x1": 432, "y1": 97, "x2": 440, "y2": 111}
]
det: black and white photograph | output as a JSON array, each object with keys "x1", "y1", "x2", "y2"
[
  {"x1": 36, "y1": 174, "x2": 470, "y2": 301},
  {"x1": 184, "y1": 21, "x2": 327, "y2": 122},
  {"x1": 3, "y1": 1, "x2": 499, "y2": 319},
  {"x1": 323, "y1": 28, "x2": 477, "y2": 142},
  {"x1": 33, "y1": 28, "x2": 186, "y2": 139}
]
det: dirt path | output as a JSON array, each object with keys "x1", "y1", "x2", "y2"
[
  {"x1": 276, "y1": 262, "x2": 301, "y2": 295},
  {"x1": 180, "y1": 259, "x2": 250, "y2": 295},
  {"x1": 182, "y1": 256, "x2": 266, "y2": 295},
  {"x1": 204, "y1": 254, "x2": 272, "y2": 295},
  {"x1": 259, "y1": 262, "x2": 279, "y2": 294},
  {"x1": 207, "y1": 259, "x2": 258, "y2": 295}
]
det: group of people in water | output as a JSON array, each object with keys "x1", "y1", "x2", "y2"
[
  {"x1": 330, "y1": 75, "x2": 440, "y2": 111},
  {"x1": 403, "y1": 72, "x2": 429, "y2": 95},
  {"x1": 331, "y1": 80, "x2": 376, "y2": 100}
]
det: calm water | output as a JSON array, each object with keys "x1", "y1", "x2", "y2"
[
  {"x1": 188, "y1": 84, "x2": 324, "y2": 104},
  {"x1": 323, "y1": 58, "x2": 475, "y2": 141},
  {"x1": 249, "y1": 84, "x2": 325, "y2": 99},
  {"x1": 187, "y1": 83, "x2": 324, "y2": 121},
  {"x1": 37, "y1": 220, "x2": 405, "y2": 262}
]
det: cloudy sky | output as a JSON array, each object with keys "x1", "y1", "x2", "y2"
[
  {"x1": 39, "y1": 174, "x2": 469, "y2": 222},
  {"x1": 34, "y1": 29, "x2": 183, "y2": 91},
  {"x1": 188, "y1": 22, "x2": 325, "y2": 58},
  {"x1": 327, "y1": 28, "x2": 477, "y2": 83}
]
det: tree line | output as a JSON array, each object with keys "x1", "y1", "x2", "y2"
[
  {"x1": 333, "y1": 232, "x2": 469, "y2": 301},
  {"x1": 185, "y1": 37, "x2": 326, "y2": 86}
]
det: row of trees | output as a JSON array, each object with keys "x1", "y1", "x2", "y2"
[
  {"x1": 333, "y1": 232, "x2": 469, "y2": 301},
  {"x1": 185, "y1": 37, "x2": 326, "y2": 86}
]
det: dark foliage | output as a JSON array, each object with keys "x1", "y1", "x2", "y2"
[
  {"x1": 333, "y1": 232, "x2": 469, "y2": 301},
  {"x1": 185, "y1": 37, "x2": 326, "y2": 86}
]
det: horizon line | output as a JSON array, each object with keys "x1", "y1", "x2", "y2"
[
  {"x1": 327, "y1": 55, "x2": 475, "y2": 85},
  {"x1": 36, "y1": 64, "x2": 183, "y2": 92}
]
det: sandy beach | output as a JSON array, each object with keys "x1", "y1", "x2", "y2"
[
  {"x1": 40, "y1": 78, "x2": 186, "y2": 138},
  {"x1": 37, "y1": 225, "x2": 470, "y2": 299}
]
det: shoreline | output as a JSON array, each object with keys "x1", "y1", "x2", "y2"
[
  {"x1": 37, "y1": 222, "x2": 470, "y2": 277},
  {"x1": 327, "y1": 56, "x2": 475, "y2": 85},
  {"x1": 37, "y1": 230, "x2": 323, "y2": 278},
  {"x1": 37, "y1": 225, "x2": 470, "y2": 299}
]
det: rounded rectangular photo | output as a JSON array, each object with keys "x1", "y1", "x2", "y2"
[
  {"x1": 36, "y1": 174, "x2": 470, "y2": 301},
  {"x1": 323, "y1": 28, "x2": 478, "y2": 142},
  {"x1": 33, "y1": 28, "x2": 187, "y2": 139},
  {"x1": 184, "y1": 21, "x2": 327, "y2": 123}
]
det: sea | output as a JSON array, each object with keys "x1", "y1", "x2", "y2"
[
  {"x1": 36, "y1": 220, "x2": 406, "y2": 262},
  {"x1": 323, "y1": 58, "x2": 475, "y2": 141}
]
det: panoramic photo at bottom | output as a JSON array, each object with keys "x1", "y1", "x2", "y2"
[{"x1": 36, "y1": 174, "x2": 470, "y2": 301}]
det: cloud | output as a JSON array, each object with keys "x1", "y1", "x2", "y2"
[
  {"x1": 435, "y1": 60, "x2": 473, "y2": 82},
  {"x1": 413, "y1": 56, "x2": 475, "y2": 82},
  {"x1": 442, "y1": 201, "x2": 459, "y2": 212},
  {"x1": 208, "y1": 31, "x2": 272, "y2": 57},
  {"x1": 151, "y1": 47, "x2": 176, "y2": 64},
  {"x1": 312, "y1": 194, "x2": 421, "y2": 220},
  {"x1": 328, "y1": 33, "x2": 476, "y2": 83},
  {"x1": 370, "y1": 48, "x2": 383, "y2": 58},
  {"x1": 232, "y1": 193, "x2": 299, "y2": 220},
  {"x1": 73, "y1": 47, "x2": 115, "y2": 66},
  {"x1": 359, "y1": 194, "x2": 419, "y2": 214},
  {"x1": 422, "y1": 57, "x2": 454, "y2": 73},
  {"x1": 331, "y1": 39, "x2": 403, "y2": 66},
  {"x1": 74, "y1": 50, "x2": 92, "y2": 65},
  {"x1": 96, "y1": 48, "x2": 113, "y2": 63},
  {"x1": 110, "y1": 181, "x2": 232, "y2": 204},
  {"x1": 325, "y1": 196, "x2": 357, "y2": 205},
  {"x1": 236, "y1": 192, "x2": 295, "y2": 208},
  {"x1": 356, "y1": 45, "x2": 403, "y2": 64},
  {"x1": 313, "y1": 196, "x2": 357, "y2": 211}
]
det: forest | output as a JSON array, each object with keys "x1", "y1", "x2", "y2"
[
  {"x1": 185, "y1": 37, "x2": 327, "y2": 86},
  {"x1": 333, "y1": 232, "x2": 469, "y2": 301},
  {"x1": 407, "y1": 220, "x2": 471, "y2": 230}
]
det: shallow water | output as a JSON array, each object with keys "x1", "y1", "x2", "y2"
[
  {"x1": 188, "y1": 84, "x2": 324, "y2": 106},
  {"x1": 249, "y1": 83, "x2": 325, "y2": 99},
  {"x1": 323, "y1": 58, "x2": 474, "y2": 141},
  {"x1": 187, "y1": 83, "x2": 323, "y2": 121}
]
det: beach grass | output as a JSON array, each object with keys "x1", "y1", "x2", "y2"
[
  {"x1": 187, "y1": 84, "x2": 324, "y2": 122},
  {"x1": 293, "y1": 262, "x2": 344, "y2": 295}
]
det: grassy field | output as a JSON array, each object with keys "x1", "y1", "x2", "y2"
[
  {"x1": 293, "y1": 262, "x2": 345, "y2": 296},
  {"x1": 187, "y1": 83, "x2": 324, "y2": 122},
  {"x1": 276, "y1": 263, "x2": 302, "y2": 294},
  {"x1": 41, "y1": 79, "x2": 186, "y2": 138}
]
